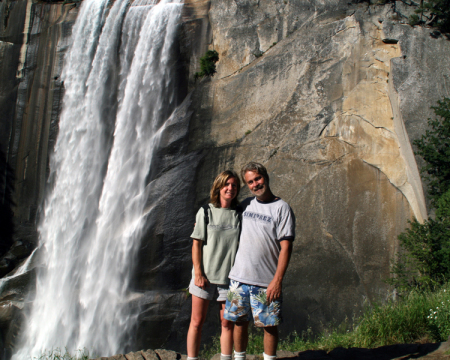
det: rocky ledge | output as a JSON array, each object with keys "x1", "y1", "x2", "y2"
[
  {"x1": 99, "y1": 339, "x2": 450, "y2": 360},
  {"x1": 93, "y1": 349, "x2": 187, "y2": 360}
]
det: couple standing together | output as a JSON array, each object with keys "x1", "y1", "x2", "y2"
[{"x1": 187, "y1": 162, "x2": 296, "y2": 360}]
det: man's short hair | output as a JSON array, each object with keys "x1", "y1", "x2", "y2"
[{"x1": 241, "y1": 162, "x2": 269, "y2": 184}]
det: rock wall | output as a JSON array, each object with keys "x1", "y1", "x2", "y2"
[
  {"x1": 0, "y1": 0, "x2": 78, "y2": 356},
  {"x1": 0, "y1": 0, "x2": 78, "y2": 270},
  {"x1": 183, "y1": 0, "x2": 450, "y2": 346},
  {"x1": 1, "y1": 0, "x2": 450, "y2": 357}
]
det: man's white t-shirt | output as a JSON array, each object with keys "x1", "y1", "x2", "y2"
[{"x1": 228, "y1": 196, "x2": 295, "y2": 287}]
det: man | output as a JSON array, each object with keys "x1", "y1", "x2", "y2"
[{"x1": 224, "y1": 162, "x2": 295, "y2": 360}]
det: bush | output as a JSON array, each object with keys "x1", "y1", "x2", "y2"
[
  {"x1": 413, "y1": 98, "x2": 450, "y2": 203},
  {"x1": 409, "y1": 14, "x2": 422, "y2": 26},
  {"x1": 413, "y1": 0, "x2": 450, "y2": 33},
  {"x1": 427, "y1": 291, "x2": 450, "y2": 341},
  {"x1": 194, "y1": 50, "x2": 219, "y2": 80},
  {"x1": 388, "y1": 204, "x2": 450, "y2": 292}
]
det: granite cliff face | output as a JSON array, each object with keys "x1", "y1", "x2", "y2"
[
  {"x1": 185, "y1": 0, "x2": 450, "y2": 344},
  {"x1": 1, "y1": 0, "x2": 450, "y2": 357}
]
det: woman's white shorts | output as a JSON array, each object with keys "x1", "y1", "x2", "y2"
[{"x1": 188, "y1": 278, "x2": 229, "y2": 301}]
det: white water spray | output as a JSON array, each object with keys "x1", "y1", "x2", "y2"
[{"x1": 13, "y1": 0, "x2": 183, "y2": 357}]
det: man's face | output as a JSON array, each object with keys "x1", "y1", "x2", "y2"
[{"x1": 244, "y1": 170, "x2": 268, "y2": 199}]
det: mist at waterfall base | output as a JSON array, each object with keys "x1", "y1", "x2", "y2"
[{"x1": 12, "y1": 0, "x2": 184, "y2": 358}]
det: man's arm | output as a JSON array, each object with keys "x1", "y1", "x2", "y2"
[
  {"x1": 192, "y1": 239, "x2": 209, "y2": 288},
  {"x1": 266, "y1": 240, "x2": 293, "y2": 303}
]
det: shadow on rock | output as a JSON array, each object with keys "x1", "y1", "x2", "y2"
[{"x1": 277, "y1": 341, "x2": 447, "y2": 360}]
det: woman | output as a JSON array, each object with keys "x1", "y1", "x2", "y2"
[{"x1": 187, "y1": 170, "x2": 241, "y2": 360}]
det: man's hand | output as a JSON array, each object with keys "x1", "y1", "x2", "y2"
[
  {"x1": 266, "y1": 278, "x2": 282, "y2": 303},
  {"x1": 265, "y1": 240, "x2": 293, "y2": 304},
  {"x1": 195, "y1": 273, "x2": 209, "y2": 289}
]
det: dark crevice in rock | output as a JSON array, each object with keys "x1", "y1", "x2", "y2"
[{"x1": 0, "y1": 146, "x2": 15, "y2": 271}]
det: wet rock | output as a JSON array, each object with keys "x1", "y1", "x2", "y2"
[
  {"x1": 7, "y1": 241, "x2": 32, "y2": 260},
  {"x1": 0, "y1": 241, "x2": 32, "y2": 278},
  {"x1": 0, "y1": 268, "x2": 36, "y2": 303},
  {"x1": 0, "y1": 259, "x2": 13, "y2": 278}
]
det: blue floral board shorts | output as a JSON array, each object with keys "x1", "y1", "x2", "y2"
[{"x1": 223, "y1": 280, "x2": 282, "y2": 327}]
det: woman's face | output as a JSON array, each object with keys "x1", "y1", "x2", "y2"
[{"x1": 220, "y1": 176, "x2": 238, "y2": 203}]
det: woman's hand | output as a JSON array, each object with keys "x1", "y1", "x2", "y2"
[
  {"x1": 194, "y1": 273, "x2": 209, "y2": 289},
  {"x1": 192, "y1": 239, "x2": 209, "y2": 289}
]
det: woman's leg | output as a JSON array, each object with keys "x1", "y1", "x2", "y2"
[
  {"x1": 187, "y1": 295, "x2": 210, "y2": 358},
  {"x1": 219, "y1": 301, "x2": 234, "y2": 356}
]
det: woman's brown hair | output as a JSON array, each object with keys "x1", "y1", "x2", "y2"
[{"x1": 210, "y1": 170, "x2": 240, "y2": 208}]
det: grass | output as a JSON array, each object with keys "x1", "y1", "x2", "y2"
[
  {"x1": 200, "y1": 284, "x2": 450, "y2": 358},
  {"x1": 35, "y1": 348, "x2": 90, "y2": 360}
]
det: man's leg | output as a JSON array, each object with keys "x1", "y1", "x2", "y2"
[
  {"x1": 234, "y1": 321, "x2": 249, "y2": 352},
  {"x1": 263, "y1": 326, "x2": 278, "y2": 356},
  {"x1": 219, "y1": 301, "x2": 234, "y2": 356},
  {"x1": 224, "y1": 281, "x2": 251, "y2": 360}
]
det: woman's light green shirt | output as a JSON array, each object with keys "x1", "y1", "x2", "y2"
[{"x1": 190, "y1": 204, "x2": 240, "y2": 285}]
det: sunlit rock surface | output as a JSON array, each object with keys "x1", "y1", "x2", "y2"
[
  {"x1": 184, "y1": 0, "x2": 449, "y2": 347},
  {"x1": 1, "y1": 0, "x2": 450, "y2": 357}
]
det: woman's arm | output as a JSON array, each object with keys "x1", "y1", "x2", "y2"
[{"x1": 192, "y1": 239, "x2": 209, "y2": 288}]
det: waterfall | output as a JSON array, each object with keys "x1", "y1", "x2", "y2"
[{"x1": 12, "y1": 0, "x2": 183, "y2": 357}]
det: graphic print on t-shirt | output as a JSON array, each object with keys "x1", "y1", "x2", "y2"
[{"x1": 242, "y1": 211, "x2": 273, "y2": 224}]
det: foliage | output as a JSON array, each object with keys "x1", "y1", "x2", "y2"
[
  {"x1": 194, "y1": 50, "x2": 219, "y2": 80},
  {"x1": 387, "y1": 208, "x2": 450, "y2": 291},
  {"x1": 354, "y1": 290, "x2": 431, "y2": 346},
  {"x1": 200, "y1": 334, "x2": 221, "y2": 360},
  {"x1": 366, "y1": 0, "x2": 450, "y2": 32},
  {"x1": 389, "y1": 98, "x2": 450, "y2": 292},
  {"x1": 35, "y1": 348, "x2": 90, "y2": 360},
  {"x1": 412, "y1": 0, "x2": 450, "y2": 33},
  {"x1": 414, "y1": 98, "x2": 450, "y2": 203},
  {"x1": 427, "y1": 289, "x2": 450, "y2": 341},
  {"x1": 409, "y1": 14, "x2": 421, "y2": 26}
]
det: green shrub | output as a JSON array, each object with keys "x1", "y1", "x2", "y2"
[
  {"x1": 388, "y1": 209, "x2": 450, "y2": 291},
  {"x1": 414, "y1": 98, "x2": 450, "y2": 203},
  {"x1": 194, "y1": 50, "x2": 219, "y2": 80},
  {"x1": 253, "y1": 50, "x2": 263, "y2": 58},
  {"x1": 409, "y1": 14, "x2": 421, "y2": 26},
  {"x1": 427, "y1": 290, "x2": 450, "y2": 341},
  {"x1": 413, "y1": 0, "x2": 450, "y2": 33}
]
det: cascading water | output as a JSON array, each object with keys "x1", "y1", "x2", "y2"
[{"x1": 13, "y1": 0, "x2": 183, "y2": 357}]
